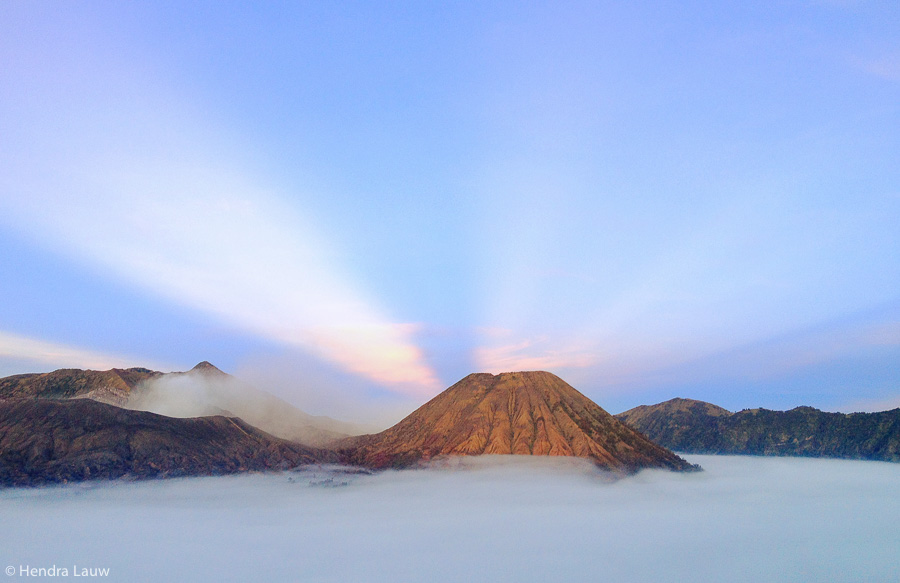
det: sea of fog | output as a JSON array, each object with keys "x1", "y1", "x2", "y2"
[{"x1": 2, "y1": 455, "x2": 898, "y2": 582}]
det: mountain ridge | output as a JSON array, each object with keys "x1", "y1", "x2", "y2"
[
  {"x1": 0, "y1": 367, "x2": 160, "y2": 405},
  {"x1": 616, "y1": 398, "x2": 900, "y2": 462},
  {"x1": 0, "y1": 363, "x2": 361, "y2": 446}
]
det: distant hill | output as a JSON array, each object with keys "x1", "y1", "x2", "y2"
[
  {"x1": 0, "y1": 362, "x2": 361, "y2": 446},
  {"x1": 0, "y1": 398, "x2": 337, "y2": 487},
  {"x1": 339, "y1": 371, "x2": 699, "y2": 473},
  {"x1": 616, "y1": 398, "x2": 900, "y2": 462}
]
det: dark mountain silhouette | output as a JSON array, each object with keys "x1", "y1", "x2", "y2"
[
  {"x1": 616, "y1": 398, "x2": 900, "y2": 462},
  {"x1": 0, "y1": 398, "x2": 337, "y2": 487},
  {"x1": 338, "y1": 371, "x2": 699, "y2": 473}
]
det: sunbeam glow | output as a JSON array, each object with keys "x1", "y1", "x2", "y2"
[
  {"x1": 0, "y1": 9, "x2": 440, "y2": 396},
  {"x1": 0, "y1": 2, "x2": 897, "y2": 411}
]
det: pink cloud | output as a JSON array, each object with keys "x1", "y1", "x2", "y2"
[{"x1": 474, "y1": 340, "x2": 598, "y2": 374}]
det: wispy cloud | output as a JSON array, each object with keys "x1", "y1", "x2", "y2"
[
  {"x1": 0, "y1": 330, "x2": 160, "y2": 372},
  {"x1": 857, "y1": 54, "x2": 900, "y2": 81},
  {"x1": 0, "y1": 18, "x2": 440, "y2": 396},
  {"x1": 682, "y1": 316, "x2": 900, "y2": 384},
  {"x1": 474, "y1": 337, "x2": 598, "y2": 374},
  {"x1": 469, "y1": 310, "x2": 900, "y2": 407},
  {"x1": 0, "y1": 161, "x2": 440, "y2": 395}
]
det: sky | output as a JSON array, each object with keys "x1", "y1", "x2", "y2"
[{"x1": 0, "y1": 1, "x2": 898, "y2": 423}]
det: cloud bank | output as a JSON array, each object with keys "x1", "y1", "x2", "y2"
[{"x1": 1, "y1": 455, "x2": 897, "y2": 582}]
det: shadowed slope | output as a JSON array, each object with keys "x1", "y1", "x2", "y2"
[
  {"x1": 616, "y1": 398, "x2": 900, "y2": 462},
  {"x1": 339, "y1": 371, "x2": 698, "y2": 472},
  {"x1": 0, "y1": 398, "x2": 337, "y2": 487},
  {"x1": 615, "y1": 398, "x2": 732, "y2": 447}
]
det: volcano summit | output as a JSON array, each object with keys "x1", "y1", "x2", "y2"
[{"x1": 340, "y1": 371, "x2": 698, "y2": 473}]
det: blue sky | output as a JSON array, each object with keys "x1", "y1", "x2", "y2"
[{"x1": 1, "y1": 1, "x2": 897, "y2": 422}]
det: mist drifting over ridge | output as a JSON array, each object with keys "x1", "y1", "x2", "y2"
[
  {"x1": 124, "y1": 363, "x2": 373, "y2": 445},
  {"x1": 2, "y1": 455, "x2": 898, "y2": 582}
]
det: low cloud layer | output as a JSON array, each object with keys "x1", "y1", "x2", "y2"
[{"x1": 2, "y1": 455, "x2": 897, "y2": 582}]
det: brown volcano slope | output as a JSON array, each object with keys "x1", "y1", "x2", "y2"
[
  {"x1": 338, "y1": 371, "x2": 699, "y2": 472},
  {"x1": 0, "y1": 367, "x2": 161, "y2": 406},
  {"x1": 0, "y1": 398, "x2": 338, "y2": 487}
]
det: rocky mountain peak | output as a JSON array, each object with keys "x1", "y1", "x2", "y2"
[
  {"x1": 340, "y1": 371, "x2": 698, "y2": 473},
  {"x1": 189, "y1": 361, "x2": 226, "y2": 375}
]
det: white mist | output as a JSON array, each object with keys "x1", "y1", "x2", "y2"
[{"x1": 1, "y1": 455, "x2": 897, "y2": 582}]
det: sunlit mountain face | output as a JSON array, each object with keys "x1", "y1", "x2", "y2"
[{"x1": 339, "y1": 371, "x2": 697, "y2": 472}]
